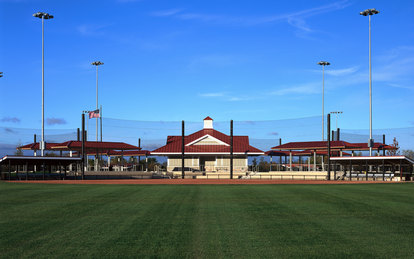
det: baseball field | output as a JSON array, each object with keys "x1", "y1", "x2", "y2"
[{"x1": 1, "y1": 181, "x2": 413, "y2": 258}]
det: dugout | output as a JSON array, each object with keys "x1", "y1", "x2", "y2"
[
  {"x1": 0, "y1": 155, "x2": 82, "y2": 180},
  {"x1": 330, "y1": 156, "x2": 414, "y2": 181}
]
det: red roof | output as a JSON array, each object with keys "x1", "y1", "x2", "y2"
[
  {"x1": 271, "y1": 141, "x2": 349, "y2": 150},
  {"x1": 107, "y1": 150, "x2": 150, "y2": 156},
  {"x1": 18, "y1": 142, "x2": 61, "y2": 150},
  {"x1": 152, "y1": 128, "x2": 263, "y2": 155},
  {"x1": 342, "y1": 143, "x2": 397, "y2": 151},
  {"x1": 271, "y1": 141, "x2": 395, "y2": 151},
  {"x1": 265, "y1": 150, "x2": 351, "y2": 156},
  {"x1": 204, "y1": 116, "x2": 213, "y2": 121},
  {"x1": 51, "y1": 141, "x2": 139, "y2": 151}
]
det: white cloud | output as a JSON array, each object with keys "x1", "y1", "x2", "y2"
[
  {"x1": 271, "y1": 83, "x2": 320, "y2": 96},
  {"x1": 199, "y1": 92, "x2": 225, "y2": 97},
  {"x1": 47, "y1": 118, "x2": 67, "y2": 125},
  {"x1": 325, "y1": 66, "x2": 359, "y2": 76},
  {"x1": 151, "y1": 0, "x2": 351, "y2": 34},
  {"x1": 77, "y1": 24, "x2": 111, "y2": 36},
  {"x1": 152, "y1": 9, "x2": 183, "y2": 17}
]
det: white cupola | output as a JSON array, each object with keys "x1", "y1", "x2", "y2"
[{"x1": 203, "y1": 116, "x2": 213, "y2": 129}]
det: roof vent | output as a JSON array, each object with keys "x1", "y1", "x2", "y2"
[{"x1": 203, "y1": 116, "x2": 213, "y2": 129}]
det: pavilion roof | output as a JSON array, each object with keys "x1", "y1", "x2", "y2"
[
  {"x1": 18, "y1": 142, "x2": 61, "y2": 150},
  {"x1": 152, "y1": 128, "x2": 263, "y2": 155},
  {"x1": 265, "y1": 149, "x2": 351, "y2": 156},
  {"x1": 107, "y1": 150, "x2": 150, "y2": 156},
  {"x1": 51, "y1": 141, "x2": 139, "y2": 151},
  {"x1": 271, "y1": 141, "x2": 396, "y2": 151}
]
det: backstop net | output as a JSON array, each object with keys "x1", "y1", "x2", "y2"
[{"x1": 1, "y1": 115, "x2": 413, "y2": 157}]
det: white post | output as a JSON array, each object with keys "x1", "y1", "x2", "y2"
[
  {"x1": 289, "y1": 151, "x2": 292, "y2": 172},
  {"x1": 69, "y1": 151, "x2": 73, "y2": 171}
]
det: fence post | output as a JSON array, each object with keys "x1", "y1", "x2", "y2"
[
  {"x1": 181, "y1": 120, "x2": 185, "y2": 179},
  {"x1": 327, "y1": 113, "x2": 331, "y2": 180},
  {"x1": 81, "y1": 113, "x2": 85, "y2": 180},
  {"x1": 230, "y1": 120, "x2": 233, "y2": 180}
]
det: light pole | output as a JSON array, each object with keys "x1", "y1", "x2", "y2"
[
  {"x1": 360, "y1": 8, "x2": 379, "y2": 156},
  {"x1": 91, "y1": 61, "x2": 103, "y2": 142},
  {"x1": 318, "y1": 61, "x2": 330, "y2": 141},
  {"x1": 330, "y1": 111, "x2": 343, "y2": 131},
  {"x1": 33, "y1": 12, "x2": 53, "y2": 156}
]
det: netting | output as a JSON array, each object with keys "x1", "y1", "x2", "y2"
[{"x1": 1, "y1": 115, "x2": 413, "y2": 157}]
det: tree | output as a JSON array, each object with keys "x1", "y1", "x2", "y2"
[
  {"x1": 15, "y1": 142, "x2": 23, "y2": 156},
  {"x1": 129, "y1": 156, "x2": 137, "y2": 163},
  {"x1": 386, "y1": 137, "x2": 400, "y2": 156},
  {"x1": 258, "y1": 157, "x2": 270, "y2": 172},
  {"x1": 252, "y1": 158, "x2": 257, "y2": 167},
  {"x1": 138, "y1": 158, "x2": 160, "y2": 171}
]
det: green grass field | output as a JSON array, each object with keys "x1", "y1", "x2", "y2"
[{"x1": 1, "y1": 182, "x2": 414, "y2": 258}]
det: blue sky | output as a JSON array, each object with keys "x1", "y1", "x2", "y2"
[{"x1": 1, "y1": 0, "x2": 413, "y2": 135}]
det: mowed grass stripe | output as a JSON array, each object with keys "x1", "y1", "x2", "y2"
[{"x1": 1, "y1": 183, "x2": 413, "y2": 258}]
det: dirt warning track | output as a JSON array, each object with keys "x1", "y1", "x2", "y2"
[{"x1": 5, "y1": 179, "x2": 401, "y2": 185}]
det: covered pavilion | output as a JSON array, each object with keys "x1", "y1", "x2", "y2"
[
  {"x1": 268, "y1": 140, "x2": 397, "y2": 171},
  {"x1": 18, "y1": 141, "x2": 140, "y2": 171},
  {"x1": 0, "y1": 155, "x2": 82, "y2": 180},
  {"x1": 330, "y1": 156, "x2": 414, "y2": 181}
]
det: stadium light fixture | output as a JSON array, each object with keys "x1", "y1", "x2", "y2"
[
  {"x1": 318, "y1": 61, "x2": 330, "y2": 141},
  {"x1": 360, "y1": 8, "x2": 379, "y2": 156},
  {"x1": 33, "y1": 12, "x2": 54, "y2": 157}
]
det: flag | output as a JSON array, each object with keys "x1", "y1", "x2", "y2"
[{"x1": 89, "y1": 109, "x2": 100, "y2": 119}]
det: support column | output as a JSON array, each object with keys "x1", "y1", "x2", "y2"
[
  {"x1": 230, "y1": 120, "x2": 233, "y2": 179},
  {"x1": 327, "y1": 113, "x2": 331, "y2": 180},
  {"x1": 289, "y1": 151, "x2": 292, "y2": 171},
  {"x1": 279, "y1": 138, "x2": 282, "y2": 167},
  {"x1": 181, "y1": 120, "x2": 185, "y2": 179},
  {"x1": 81, "y1": 113, "x2": 85, "y2": 180},
  {"x1": 270, "y1": 156, "x2": 272, "y2": 172}
]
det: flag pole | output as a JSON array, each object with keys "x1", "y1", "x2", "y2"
[{"x1": 100, "y1": 105, "x2": 103, "y2": 142}]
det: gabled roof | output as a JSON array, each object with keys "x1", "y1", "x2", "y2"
[
  {"x1": 51, "y1": 141, "x2": 139, "y2": 151},
  {"x1": 204, "y1": 116, "x2": 213, "y2": 120},
  {"x1": 152, "y1": 128, "x2": 263, "y2": 155}
]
